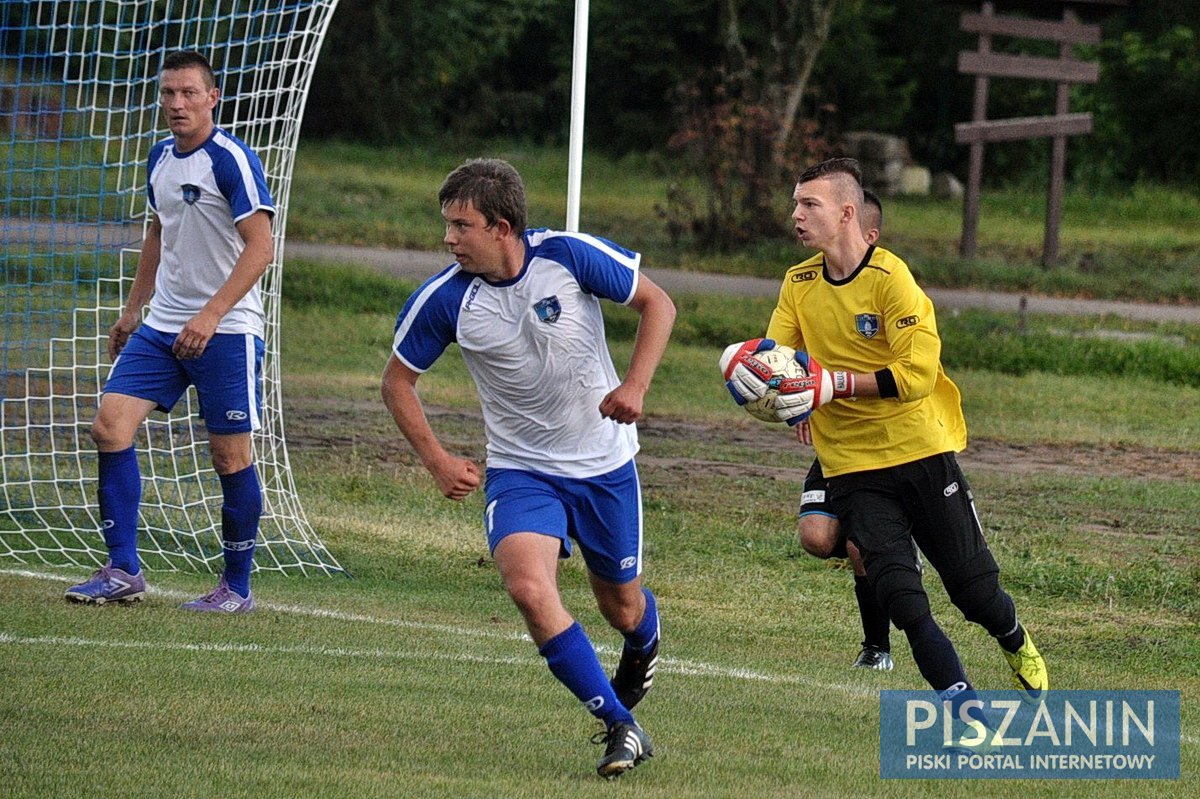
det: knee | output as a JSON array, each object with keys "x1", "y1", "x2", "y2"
[
  {"x1": 210, "y1": 449, "x2": 251, "y2": 475},
  {"x1": 595, "y1": 584, "x2": 644, "y2": 631},
  {"x1": 504, "y1": 575, "x2": 561, "y2": 622},
  {"x1": 868, "y1": 555, "x2": 930, "y2": 629},
  {"x1": 799, "y1": 515, "x2": 842, "y2": 559},
  {"x1": 209, "y1": 436, "x2": 253, "y2": 475},
  {"x1": 603, "y1": 603, "x2": 641, "y2": 632},
  {"x1": 90, "y1": 414, "x2": 130, "y2": 451},
  {"x1": 944, "y1": 552, "x2": 1003, "y2": 625}
]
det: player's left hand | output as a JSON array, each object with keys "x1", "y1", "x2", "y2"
[
  {"x1": 173, "y1": 310, "x2": 219, "y2": 359},
  {"x1": 773, "y1": 351, "x2": 850, "y2": 425},
  {"x1": 719, "y1": 338, "x2": 774, "y2": 405},
  {"x1": 600, "y1": 382, "x2": 645, "y2": 424}
]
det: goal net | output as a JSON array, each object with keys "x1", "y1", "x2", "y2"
[{"x1": 1, "y1": 0, "x2": 344, "y2": 575}]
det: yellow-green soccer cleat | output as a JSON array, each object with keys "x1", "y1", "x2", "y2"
[{"x1": 1003, "y1": 631, "x2": 1048, "y2": 702}]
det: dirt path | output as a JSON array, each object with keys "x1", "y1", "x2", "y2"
[
  {"x1": 288, "y1": 242, "x2": 1200, "y2": 326},
  {"x1": 286, "y1": 398, "x2": 1200, "y2": 483}
]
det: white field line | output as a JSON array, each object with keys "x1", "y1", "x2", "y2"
[{"x1": 1, "y1": 566, "x2": 874, "y2": 697}]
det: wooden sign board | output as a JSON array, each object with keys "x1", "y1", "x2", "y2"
[{"x1": 956, "y1": 2, "x2": 1116, "y2": 266}]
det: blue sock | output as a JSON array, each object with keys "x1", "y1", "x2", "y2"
[
  {"x1": 218, "y1": 465, "x2": 261, "y2": 598},
  {"x1": 623, "y1": 587, "x2": 660, "y2": 653},
  {"x1": 97, "y1": 447, "x2": 141, "y2": 574},
  {"x1": 903, "y1": 613, "x2": 970, "y2": 692},
  {"x1": 539, "y1": 621, "x2": 633, "y2": 729}
]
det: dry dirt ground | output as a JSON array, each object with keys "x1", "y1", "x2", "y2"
[{"x1": 285, "y1": 397, "x2": 1200, "y2": 484}]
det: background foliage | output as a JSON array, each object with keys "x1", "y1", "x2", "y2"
[{"x1": 304, "y1": 0, "x2": 1200, "y2": 188}]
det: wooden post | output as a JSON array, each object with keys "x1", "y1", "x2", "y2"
[
  {"x1": 955, "y1": 2, "x2": 1106, "y2": 265},
  {"x1": 1042, "y1": 7, "x2": 1078, "y2": 268},
  {"x1": 960, "y1": 1, "x2": 993, "y2": 258}
]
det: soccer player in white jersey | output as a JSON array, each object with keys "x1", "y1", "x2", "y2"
[
  {"x1": 65, "y1": 51, "x2": 275, "y2": 613},
  {"x1": 382, "y1": 158, "x2": 675, "y2": 778}
]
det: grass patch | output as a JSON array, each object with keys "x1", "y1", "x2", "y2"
[
  {"x1": 2, "y1": 260, "x2": 1196, "y2": 798},
  {"x1": 290, "y1": 141, "x2": 1200, "y2": 303}
]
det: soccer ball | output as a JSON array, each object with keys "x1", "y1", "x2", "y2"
[{"x1": 739, "y1": 343, "x2": 808, "y2": 423}]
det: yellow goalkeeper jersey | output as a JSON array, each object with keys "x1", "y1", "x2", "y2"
[{"x1": 765, "y1": 245, "x2": 967, "y2": 477}]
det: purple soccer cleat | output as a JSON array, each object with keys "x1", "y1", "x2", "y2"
[
  {"x1": 64, "y1": 562, "x2": 146, "y2": 604},
  {"x1": 180, "y1": 576, "x2": 255, "y2": 613}
]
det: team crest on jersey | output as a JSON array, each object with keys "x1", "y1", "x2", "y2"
[
  {"x1": 855, "y1": 313, "x2": 880, "y2": 339},
  {"x1": 534, "y1": 295, "x2": 562, "y2": 324},
  {"x1": 181, "y1": 183, "x2": 201, "y2": 205}
]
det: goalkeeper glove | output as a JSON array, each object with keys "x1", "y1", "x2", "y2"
[
  {"x1": 719, "y1": 338, "x2": 775, "y2": 405},
  {"x1": 773, "y1": 351, "x2": 855, "y2": 425}
]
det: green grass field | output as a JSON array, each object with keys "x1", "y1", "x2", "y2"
[
  {"x1": 2, "y1": 261, "x2": 1197, "y2": 798},
  {"x1": 288, "y1": 141, "x2": 1200, "y2": 303}
]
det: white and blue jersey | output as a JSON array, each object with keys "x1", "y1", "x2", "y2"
[
  {"x1": 392, "y1": 228, "x2": 641, "y2": 478},
  {"x1": 144, "y1": 127, "x2": 274, "y2": 338}
]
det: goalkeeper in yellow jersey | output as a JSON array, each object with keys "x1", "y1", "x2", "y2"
[
  {"x1": 797, "y1": 189, "x2": 896, "y2": 672},
  {"x1": 723, "y1": 158, "x2": 1047, "y2": 705}
]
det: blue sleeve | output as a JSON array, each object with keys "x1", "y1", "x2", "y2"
[
  {"x1": 391, "y1": 269, "x2": 466, "y2": 372},
  {"x1": 538, "y1": 232, "x2": 640, "y2": 304},
  {"x1": 146, "y1": 140, "x2": 169, "y2": 211},
  {"x1": 212, "y1": 141, "x2": 275, "y2": 222}
]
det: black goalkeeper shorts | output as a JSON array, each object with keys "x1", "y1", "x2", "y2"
[{"x1": 826, "y1": 452, "x2": 993, "y2": 577}]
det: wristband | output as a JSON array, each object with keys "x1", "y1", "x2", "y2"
[{"x1": 831, "y1": 371, "x2": 854, "y2": 399}]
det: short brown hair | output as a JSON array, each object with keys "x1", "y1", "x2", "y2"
[
  {"x1": 797, "y1": 157, "x2": 864, "y2": 215},
  {"x1": 161, "y1": 50, "x2": 215, "y2": 90},
  {"x1": 798, "y1": 157, "x2": 862, "y2": 186},
  {"x1": 438, "y1": 158, "x2": 527, "y2": 235}
]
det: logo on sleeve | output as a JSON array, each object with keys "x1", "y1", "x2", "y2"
[
  {"x1": 855, "y1": 313, "x2": 880, "y2": 339},
  {"x1": 181, "y1": 184, "x2": 201, "y2": 205},
  {"x1": 463, "y1": 281, "x2": 481, "y2": 311},
  {"x1": 896, "y1": 315, "x2": 919, "y2": 329},
  {"x1": 791, "y1": 269, "x2": 818, "y2": 282},
  {"x1": 534, "y1": 295, "x2": 562, "y2": 324}
]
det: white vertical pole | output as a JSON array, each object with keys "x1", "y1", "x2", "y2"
[{"x1": 566, "y1": 0, "x2": 589, "y2": 232}]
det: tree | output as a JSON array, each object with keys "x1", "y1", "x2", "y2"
[
  {"x1": 665, "y1": 0, "x2": 844, "y2": 248},
  {"x1": 303, "y1": 0, "x2": 557, "y2": 143}
]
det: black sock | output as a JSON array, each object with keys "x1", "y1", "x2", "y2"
[
  {"x1": 997, "y1": 621, "x2": 1025, "y2": 654},
  {"x1": 854, "y1": 575, "x2": 890, "y2": 651},
  {"x1": 904, "y1": 613, "x2": 969, "y2": 691}
]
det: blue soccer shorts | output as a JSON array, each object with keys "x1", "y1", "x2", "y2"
[
  {"x1": 104, "y1": 324, "x2": 264, "y2": 434},
  {"x1": 483, "y1": 459, "x2": 644, "y2": 584}
]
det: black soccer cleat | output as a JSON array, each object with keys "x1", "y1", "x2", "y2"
[
  {"x1": 852, "y1": 645, "x2": 894, "y2": 671},
  {"x1": 594, "y1": 721, "x2": 654, "y2": 779},
  {"x1": 611, "y1": 638, "x2": 659, "y2": 710}
]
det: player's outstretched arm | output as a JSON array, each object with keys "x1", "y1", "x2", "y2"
[
  {"x1": 381, "y1": 355, "x2": 481, "y2": 500},
  {"x1": 599, "y1": 274, "x2": 676, "y2": 424}
]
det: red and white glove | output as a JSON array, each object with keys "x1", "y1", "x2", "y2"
[
  {"x1": 718, "y1": 338, "x2": 775, "y2": 405},
  {"x1": 773, "y1": 351, "x2": 855, "y2": 425}
]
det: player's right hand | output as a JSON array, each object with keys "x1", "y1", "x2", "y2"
[
  {"x1": 107, "y1": 313, "x2": 142, "y2": 361},
  {"x1": 718, "y1": 338, "x2": 774, "y2": 405},
  {"x1": 430, "y1": 455, "x2": 482, "y2": 500},
  {"x1": 773, "y1": 350, "x2": 836, "y2": 426}
]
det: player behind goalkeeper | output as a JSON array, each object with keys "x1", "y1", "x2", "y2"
[
  {"x1": 65, "y1": 50, "x2": 274, "y2": 612},
  {"x1": 797, "y1": 188, "x2": 897, "y2": 672},
  {"x1": 382, "y1": 158, "x2": 675, "y2": 778},
  {"x1": 723, "y1": 158, "x2": 1047, "y2": 705}
]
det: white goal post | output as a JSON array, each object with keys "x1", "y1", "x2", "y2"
[{"x1": 1, "y1": 0, "x2": 344, "y2": 575}]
